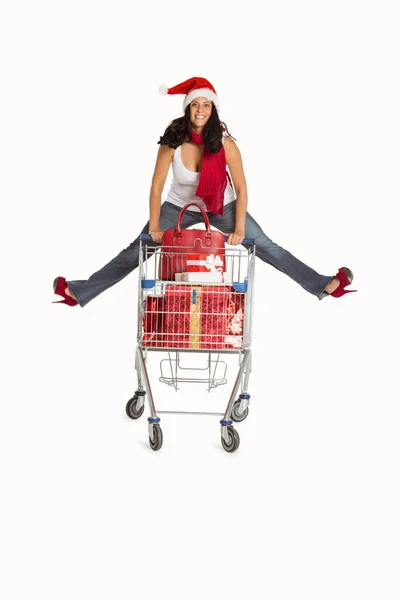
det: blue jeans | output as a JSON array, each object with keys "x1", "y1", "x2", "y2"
[{"x1": 67, "y1": 201, "x2": 333, "y2": 307}]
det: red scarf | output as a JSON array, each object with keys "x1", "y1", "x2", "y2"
[{"x1": 190, "y1": 129, "x2": 227, "y2": 215}]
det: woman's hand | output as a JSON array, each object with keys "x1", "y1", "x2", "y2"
[
  {"x1": 149, "y1": 230, "x2": 164, "y2": 243},
  {"x1": 227, "y1": 231, "x2": 245, "y2": 246}
]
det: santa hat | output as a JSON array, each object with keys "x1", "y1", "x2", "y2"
[{"x1": 159, "y1": 77, "x2": 220, "y2": 113}]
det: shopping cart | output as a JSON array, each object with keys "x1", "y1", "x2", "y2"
[{"x1": 125, "y1": 232, "x2": 256, "y2": 453}]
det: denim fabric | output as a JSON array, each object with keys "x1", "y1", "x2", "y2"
[{"x1": 67, "y1": 201, "x2": 333, "y2": 307}]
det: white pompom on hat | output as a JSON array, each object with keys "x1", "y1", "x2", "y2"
[{"x1": 159, "y1": 77, "x2": 220, "y2": 112}]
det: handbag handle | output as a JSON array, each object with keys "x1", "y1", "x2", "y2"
[{"x1": 175, "y1": 203, "x2": 212, "y2": 238}]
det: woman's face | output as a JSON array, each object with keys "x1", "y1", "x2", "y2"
[{"x1": 189, "y1": 97, "x2": 212, "y2": 131}]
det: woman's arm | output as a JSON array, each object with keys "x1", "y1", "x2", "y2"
[
  {"x1": 148, "y1": 145, "x2": 175, "y2": 242},
  {"x1": 224, "y1": 136, "x2": 248, "y2": 246}
]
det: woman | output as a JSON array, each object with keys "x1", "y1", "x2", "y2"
[{"x1": 53, "y1": 77, "x2": 356, "y2": 307}]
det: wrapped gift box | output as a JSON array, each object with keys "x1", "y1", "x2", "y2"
[
  {"x1": 186, "y1": 253, "x2": 224, "y2": 273},
  {"x1": 142, "y1": 285, "x2": 245, "y2": 350},
  {"x1": 158, "y1": 251, "x2": 226, "y2": 281},
  {"x1": 141, "y1": 295, "x2": 165, "y2": 347}
]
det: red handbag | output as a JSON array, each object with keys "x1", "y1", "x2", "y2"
[{"x1": 159, "y1": 203, "x2": 226, "y2": 280}]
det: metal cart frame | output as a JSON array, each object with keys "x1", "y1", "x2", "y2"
[{"x1": 125, "y1": 234, "x2": 256, "y2": 452}]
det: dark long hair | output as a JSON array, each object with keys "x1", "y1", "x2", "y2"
[{"x1": 157, "y1": 103, "x2": 235, "y2": 154}]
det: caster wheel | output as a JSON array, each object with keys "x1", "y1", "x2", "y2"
[
  {"x1": 149, "y1": 424, "x2": 163, "y2": 451},
  {"x1": 126, "y1": 395, "x2": 145, "y2": 420},
  {"x1": 231, "y1": 399, "x2": 249, "y2": 422},
  {"x1": 221, "y1": 426, "x2": 240, "y2": 453}
]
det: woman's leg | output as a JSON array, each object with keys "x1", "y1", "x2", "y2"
[
  {"x1": 66, "y1": 202, "x2": 201, "y2": 307},
  {"x1": 208, "y1": 202, "x2": 334, "y2": 300}
]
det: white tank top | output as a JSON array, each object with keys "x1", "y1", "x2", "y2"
[{"x1": 166, "y1": 141, "x2": 236, "y2": 212}]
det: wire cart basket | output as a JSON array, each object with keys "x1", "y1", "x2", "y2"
[{"x1": 125, "y1": 233, "x2": 256, "y2": 452}]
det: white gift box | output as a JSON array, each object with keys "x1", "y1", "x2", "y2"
[{"x1": 175, "y1": 272, "x2": 232, "y2": 284}]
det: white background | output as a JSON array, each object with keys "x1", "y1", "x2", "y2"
[{"x1": 1, "y1": 1, "x2": 399, "y2": 598}]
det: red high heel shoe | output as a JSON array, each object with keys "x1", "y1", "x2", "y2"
[
  {"x1": 52, "y1": 277, "x2": 78, "y2": 306},
  {"x1": 330, "y1": 267, "x2": 357, "y2": 298}
]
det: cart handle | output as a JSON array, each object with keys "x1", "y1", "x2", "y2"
[
  {"x1": 140, "y1": 234, "x2": 255, "y2": 244},
  {"x1": 223, "y1": 236, "x2": 255, "y2": 245}
]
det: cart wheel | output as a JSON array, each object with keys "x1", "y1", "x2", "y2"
[
  {"x1": 125, "y1": 395, "x2": 145, "y2": 420},
  {"x1": 149, "y1": 424, "x2": 163, "y2": 451},
  {"x1": 221, "y1": 426, "x2": 240, "y2": 453},
  {"x1": 231, "y1": 400, "x2": 249, "y2": 422}
]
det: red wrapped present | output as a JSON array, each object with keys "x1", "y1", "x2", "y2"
[
  {"x1": 142, "y1": 295, "x2": 165, "y2": 347},
  {"x1": 200, "y1": 287, "x2": 245, "y2": 349},
  {"x1": 164, "y1": 285, "x2": 192, "y2": 348},
  {"x1": 197, "y1": 286, "x2": 228, "y2": 349},
  {"x1": 142, "y1": 285, "x2": 245, "y2": 350},
  {"x1": 224, "y1": 291, "x2": 245, "y2": 349},
  {"x1": 142, "y1": 286, "x2": 192, "y2": 349},
  {"x1": 186, "y1": 253, "x2": 224, "y2": 273}
]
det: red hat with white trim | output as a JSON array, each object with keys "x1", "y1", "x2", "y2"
[{"x1": 159, "y1": 77, "x2": 220, "y2": 113}]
